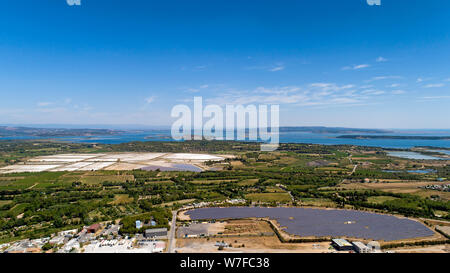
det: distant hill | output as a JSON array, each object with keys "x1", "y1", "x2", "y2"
[
  {"x1": 0, "y1": 125, "x2": 393, "y2": 138},
  {"x1": 337, "y1": 135, "x2": 450, "y2": 140},
  {"x1": 0, "y1": 126, "x2": 124, "y2": 137}
]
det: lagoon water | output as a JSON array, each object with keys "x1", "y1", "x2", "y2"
[
  {"x1": 386, "y1": 151, "x2": 446, "y2": 160},
  {"x1": 428, "y1": 149, "x2": 450, "y2": 156},
  {"x1": 3, "y1": 130, "x2": 450, "y2": 149},
  {"x1": 186, "y1": 207, "x2": 435, "y2": 241},
  {"x1": 279, "y1": 131, "x2": 450, "y2": 149}
]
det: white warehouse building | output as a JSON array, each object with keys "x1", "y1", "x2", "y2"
[{"x1": 352, "y1": 241, "x2": 371, "y2": 253}]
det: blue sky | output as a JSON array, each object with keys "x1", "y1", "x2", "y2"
[{"x1": 0, "y1": 0, "x2": 449, "y2": 129}]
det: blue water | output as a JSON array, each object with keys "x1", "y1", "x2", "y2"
[
  {"x1": 279, "y1": 132, "x2": 450, "y2": 149},
  {"x1": 386, "y1": 151, "x2": 446, "y2": 160},
  {"x1": 1, "y1": 130, "x2": 450, "y2": 149},
  {"x1": 428, "y1": 149, "x2": 450, "y2": 155}
]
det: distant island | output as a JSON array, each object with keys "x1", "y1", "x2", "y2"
[
  {"x1": 0, "y1": 126, "x2": 124, "y2": 137},
  {"x1": 337, "y1": 135, "x2": 450, "y2": 140},
  {"x1": 279, "y1": 127, "x2": 392, "y2": 134}
]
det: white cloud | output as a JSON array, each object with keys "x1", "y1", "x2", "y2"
[
  {"x1": 245, "y1": 63, "x2": 285, "y2": 72},
  {"x1": 392, "y1": 90, "x2": 406, "y2": 95},
  {"x1": 419, "y1": 96, "x2": 450, "y2": 100},
  {"x1": 309, "y1": 83, "x2": 355, "y2": 92},
  {"x1": 376, "y1": 56, "x2": 388, "y2": 62},
  {"x1": 185, "y1": 88, "x2": 200, "y2": 93},
  {"x1": 417, "y1": 77, "x2": 432, "y2": 83},
  {"x1": 269, "y1": 65, "x2": 285, "y2": 72},
  {"x1": 37, "y1": 99, "x2": 73, "y2": 109},
  {"x1": 330, "y1": 97, "x2": 360, "y2": 104},
  {"x1": 354, "y1": 64, "x2": 370, "y2": 69},
  {"x1": 342, "y1": 64, "x2": 370, "y2": 71},
  {"x1": 204, "y1": 82, "x2": 389, "y2": 108},
  {"x1": 184, "y1": 84, "x2": 212, "y2": 93},
  {"x1": 361, "y1": 89, "x2": 385, "y2": 95},
  {"x1": 37, "y1": 102, "x2": 52, "y2": 107},
  {"x1": 367, "y1": 76, "x2": 403, "y2": 82},
  {"x1": 36, "y1": 107, "x2": 67, "y2": 113},
  {"x1": 145, "y1": 96, "x2": 157, "y2": 104},
  {"x1": 424, "y1": 83, "x2": 445, "y2": 88}
]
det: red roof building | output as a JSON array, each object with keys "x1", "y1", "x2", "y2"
[{"x1": 87, "y1": 223, "x2": 101, "y2": 233}]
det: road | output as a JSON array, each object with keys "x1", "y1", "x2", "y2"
[
  {"x1": 277, "y1": 183, "x2": 294, "y2": 202},
  {"x1": 167, "y1": 210, "x2": 177, "y2": 253},
  {"x1": 348, "y1": 154, "x2": 357, "y2": 175}
]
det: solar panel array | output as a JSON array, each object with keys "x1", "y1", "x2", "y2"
[{"x1": 186, "y1": 207, "x2": 435, "y2": 241}]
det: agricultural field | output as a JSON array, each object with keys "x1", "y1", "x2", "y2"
[
  {"x1": 245, "y1": 193, "x2": 292, "y2": 203},
  {"x1": 0, "y1": 140, "x2": 449, "y2": 244},
  {"x1": 367, "y1": 196, "x2": 400, "y2": 204}
]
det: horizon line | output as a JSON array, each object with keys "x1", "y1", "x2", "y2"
[{"x1": 1, "y1": 124, "x2": 450, "y2": 131}]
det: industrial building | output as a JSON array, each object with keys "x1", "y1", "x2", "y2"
[
  {"x1": 331, "y1": 239, "x2": 353, "y2": 251},
  {"x1": 352, "y1": 241, "x2": 371, "y2": 253},
  {"x1": 87, "y1": 224, "x2": 101, "y2": 234},
  {"x1": 367, "y1": 241, "x2": 381, "y2": 252},
  {"x1": 144, "y1": 228, "x2": 168, "y2": 238}
]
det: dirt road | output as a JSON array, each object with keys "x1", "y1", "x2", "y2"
[{"x1": 167, "y1": 210, "x2": 177, "y2": 253}]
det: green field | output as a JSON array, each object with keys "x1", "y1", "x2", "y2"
[
  {"x1": 0, "y1": 140, "x2": 449, "y2": 243},
  {"x1": 367, "y1": 196, "x2": 399, "y2": 204},
  {"x1": 298, "y1": 198, "x2": 336, "y2": 207},
  {"x1": 110, "y1": 194, "x2": 134, "y2": 205},
  {"x1": 245, "y1": 193, "x2": 292, "y2": 203}
]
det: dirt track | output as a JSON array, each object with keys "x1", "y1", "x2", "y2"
[{"x1": 176, "y1": 236, "x2": 334, "y2": 253}]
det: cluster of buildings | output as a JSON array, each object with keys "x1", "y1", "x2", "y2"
[
  {"x1": 331, "y1": 238, "x2": 381, "y2": 253},
  {"x1": 0, "y1": 222, "x2": 167, "y2": 253},
  {"x1": 421, "y1": 184, "x2": 450, "y2": 192},
  {"x1": 135, "y1": 219, "x2": 157, "y2": 229},
  {"x1": 362, "y1": 178, "x2": 379, "y2": 183},
  {"x1": 133, "y1": 217, "x2": 168, "y2": 239},
  {"x1": 182, "y1": 198, "x2": 246, "y2": 210},
  {"x1": 84, "y1": 237, "x2": 165, "y2": 253},
  {"x1": 0, "y1": 228, "x2": 80, "y2": 253},
  {"x1": 0, "y1": 238, "x2": 47, "y2": 253}
]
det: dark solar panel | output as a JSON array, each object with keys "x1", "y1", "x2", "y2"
[{"x1": 186, "y1": 207, "x2": 435, "y2": 241}]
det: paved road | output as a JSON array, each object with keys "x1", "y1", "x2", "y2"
[{"x1": 167, "y1": 210, "x2": 177, "y2": 253}]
